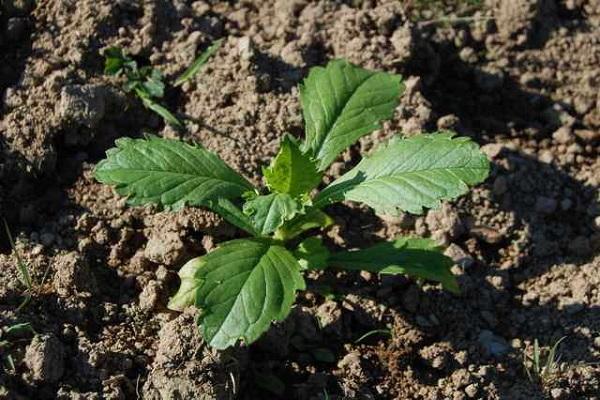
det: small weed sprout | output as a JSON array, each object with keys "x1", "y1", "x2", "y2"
[
  {"x1": 95, "y1": 59, "x2": 490, "y2": 349},
  {"x1": 0, "y1": 322, "x2": 36, "y2": 372},
  {"x1": 103, "y1": 39, "x2": 222, "y2": 129},
  {"x1": 3, "y1": 220, "x2": 51, "y2": 311},
  {"x1": 524, "y1": 336, "x2": 567, "y2": 387}
]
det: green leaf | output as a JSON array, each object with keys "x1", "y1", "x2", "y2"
[
  {"x1": 104, "y1": 47, "x2": 128, "y2": 75},
  {"x1": 139, "y1": 95, "x2": 183, "y2": 129},
  {"x1": 175, "y1": 38, "x2": 223, "y2": 86},
  {"x1": 243, "y1": 193, "x2": 300, "y2": 235},
  {"x1": 195, "y1": 238, "x2": 305, "y2": 349},
  {"x1": 274, "y1": 208, "x2": 333, "y2": 240},
  {"x1": 207, "y1": 197, "x2": 260, "y2": 236},
  {"x1": 315, "y1": 133, "x2": 490, "y2": 215},
  {"x1": 300, "y1": 59, "x2": 403, "y2": 171},
  {"x1": 329, "y1": 237, "x2": 459, "y2": 293},
  {"x1": 94, "y1": 136, "x2": 254, "y2": 210},
  {"x1": 140, "y1": 69, "x2": 165, "y2": 98},
  {"x1": 168, "y1": 257, "x2": 204, "y2": 311},
  {"x1": 293, "y1": 237, "x2": 330, "y2": 270},
  {"x1": 263, "y1": 135, "x2": 321, "y2": 198}
]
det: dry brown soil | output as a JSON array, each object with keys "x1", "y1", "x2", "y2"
[{"x1": 0, "y1": 0, "x2": 599, "y2": 399}]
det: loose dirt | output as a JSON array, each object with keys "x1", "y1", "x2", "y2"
[{"x1": 1, "y1": 0, "x2": 598, "y2": 399}]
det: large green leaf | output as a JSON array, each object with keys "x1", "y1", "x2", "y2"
[
  {"x1": 243, "y1": 193, "x2": 300, "y2": 235},
  {"x1": 263, "y1": 135, "x2": 321, "y2": 198},
  {"x1": 194, "y1": 238, "x2": 305, "y2": 349},
  {"x1": 300, "y1": 59, "x2": 403, "y2": 171},
  {"x1": 329, "y1": 237, "x2": 458, "y2": 293},
  {"x1": 315, "y1": 133, "x2": 490, "y2": 215},
  {"x1": 94, "y1": 136, "x2": 253, "y2": 209}
]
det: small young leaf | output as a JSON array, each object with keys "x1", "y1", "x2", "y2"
[
  {"x1": 263, "y1": 135, "x2": 321, "y2": 198},
  {"x1": 94, "y1": 136, "x2": 254, "y2": 210},
  {"x1": 104, "y1": 47, "x2": 128, "y2": 75},
  {"x1": 274, "y1": 208, "x2": 333, "y2": 240},
  {"x1": 139, "y1": 95, "x2": 183, "y2": 129},
  {"x1": 194, "y1": 238, "x2": 305, "y2": 349},
  {"x1": 243, "y1": 193, "x2": 300, "y2": 235},
  {"x1": 300, "y1": 59, "x2": 403, "y2": 171},
  {"x1": 329, "y1": 237, "x2": 459, "y2": 293},
  {"x1": 140, "y1": 73, "x2": 165, "y2": 98},
  {"x1": 315, "y1": 133, "x2": 490, "y2": 215},
  {"x1": 175, "y1": 38, "x2": 223, "y2": 87},
  {"x1": 168, "y1": 257, "x2": 204, "y2": 311},
  {"x1": 293, "y1": 237, "x2": 330, "y2": 270}
]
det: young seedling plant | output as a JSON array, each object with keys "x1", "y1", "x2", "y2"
[
  {"x1": 95, "y1": 59, "x2": 490, "y2": 349},
  {"x1": 103, "y1": 39, "x2": 223, "y2": 130}
]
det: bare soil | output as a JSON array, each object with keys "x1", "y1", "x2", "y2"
[{"x1": 0, "y1": 0, "x2": 599, "y2": 399}]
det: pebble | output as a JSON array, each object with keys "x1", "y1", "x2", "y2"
[
  {"x1": 478, "y1": 330, "x2": 509, "y2": 358},
  {"x1": 40, "y1": 232, "x2": 55, "y2": 246},
  {"x1": 139, "y1": 280, "x2": 162, "y2": 312},
  {"x1": 464, "y1": 383, "x2": 478, "y2": 398},
  {"x1": 444, "y1": 244, "x2": 475, "y2": 269},
  {"x1": 550, "y1": 388, "x2": 566, "y2": 399},
  {"x1": 24, "y1": 334, "x2": 65, "y2": 383},
  {"x1": 552, "y1": 126, "x2": 574, "y2": 144}
]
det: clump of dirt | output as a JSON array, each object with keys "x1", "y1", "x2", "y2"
[{"x1": 0, "y1": 0, "x2": 598, "y2": 399}]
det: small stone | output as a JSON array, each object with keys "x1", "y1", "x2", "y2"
[
  {"x1": 426, "y1": 204, "x2": 465, "y2": 242},
  {"x1": 139, "y1": 280, "x2": 162, "y2": 312},
  {"x1": 481, "y1": 143, "x2": 504, "y2": 159},
  {"x1": 58, "y1": 85, "x2": 107, "y2": 130},
  {"x1": 444, "y1": 244, "x2": 474, "y2": 269},
  {"x1": 144, "y1": 231, "x2": 187, "y2": 266},
  {"x1": 53, "y1": 252, "x2": 97, "y2": 296},
  {"x1": 535, "y1": 196, "x2": 557, "y2": 214},
  {"x1": 24, "y1": 334, "x2": 65, "y2": 383},
  {"x1": 552, "y1": 126, "x2": 574, "y2": 144},
  {"x1": 40, "y1": 232, "x2": 55, "y2": 246},
  {"x1": 238, "y1": 36, "x2": 254, "y2": 60},
  {"x1": 574, "y1": 129, "x2": 599, "y2": 143},
  {"x1": 459, "y1": 47, "x2": 478, "y2": 63},
  {"x1": 437, "y1": 114, "x2": 460, "y2": 130},
  {"x1": 470, "y1": 226, "x2": 503, "y2": 244},
  {"x1": 539, "y1": 150, "x2": 554, "y2": 164},
  {"x1": 550, "y1": 388, "x2": 565, "y2": 399},
  {"x1": 478, "y1": 330, "x2": 509, "y2": 358},
  {"x1": 464, "y1": 383, "x2": 478, "y2": 398}
]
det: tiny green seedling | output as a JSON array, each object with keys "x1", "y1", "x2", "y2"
[
  {"x1": 104, "y1": 39, "x2": 223, "y2": 129},
  {"x1": 3, "y1": 219, "x2": 33, "y2": 311},
  {"x1": 95, "y1": 59, "x2": 490, "y2": 349},
  {"x1": 0, "y1": 322, "x2": 36, "y2": 372},
  {"x1": 524, "y1": 336, "x2": 567, "y2": 387},
  {"x1": 3, "y1": 219, "x2": 52, "y2": 312}
]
